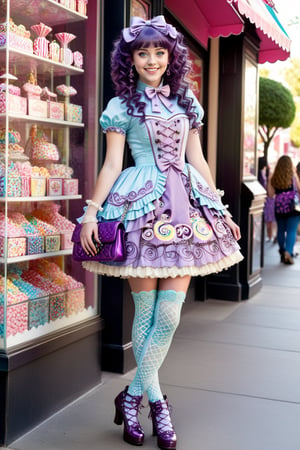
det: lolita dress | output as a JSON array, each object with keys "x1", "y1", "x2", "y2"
[{"x1": 82, "y1": 81, "x2": 243, "y2": 278}]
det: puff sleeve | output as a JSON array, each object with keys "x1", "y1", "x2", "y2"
[
  {"x1": 99, "y1": 97, "x2": 131, "y2": 135},
  {"x1": 187, "y1": 89, "x2": 204, "y2": 129}
]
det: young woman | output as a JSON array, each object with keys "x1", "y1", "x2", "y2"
[
  {"x1": 79, "y1": 16, "x2": 243, "y2": 449},
  {"x1": 270, "y1": 155, "x2": 300, "y2": 265}
]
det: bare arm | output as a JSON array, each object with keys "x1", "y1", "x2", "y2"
[
  {"x1": 80, "y1": 131, "x2": 126, "y2": 255},
  {"x1": 186, "y1": 129, "x2": 241, "y2": 241}
]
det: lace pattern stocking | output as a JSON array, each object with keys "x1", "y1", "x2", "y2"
[{"x1": 128, "y1": 290, "x2": 185, "y2": 402}]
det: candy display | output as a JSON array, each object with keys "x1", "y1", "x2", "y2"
[
  {"x1": 0, "y1": 92, "x2": 27, "y2": 115},
  {"x1": 63, "y1": 178, "x2": 78, "y2": 195},
  {"x1": 0, "y1": 3, "x2": 89, "y2": 340},
  {"x1": 28, "y1": 297, "x2": 50, "y2": 328},
  {"x1": 0, "y1": 213, "x2": 26, "y2": 257},
  {"x1": 47, "y1": 178, "x2": 63, "y2": 196},
  {"x1": 66, "y1": 288, "x2": 85, "y2": 316},
  {"x1": 56, "y1": 84, "x2": 77, "y2": 97},
  {"x1": 0, "y1": 127, "x2": 21, "y2": 144},
  {"x1": 41, "y1": 87, "x2": 64, "y2": 121},
  {"x1": 31, "y1": 136, "x2": 60, "y2": 161},
  {"x1": 28, "y1": 97, "x2": 48, "y2": 118},
  {"x1": 9, "y1": 212, "x2": 44, "y2": 254},
  {"x1": 55, "y1": 32, "x2": 75, "y2": 65},
  {"x1": 49, "y1": 40, "x2": 60, "y2": 62},
  {"x1": 77, "y1": 0, "x2": 88, "y2": 15},
  {"x1": 65, "y1": 103, "x2": 83, "y2": 123},
  {"x1": 30, "y1": 176, "x2": 46, "y2": 196},
  {"x1": 31, "y1": 23, "x2": 52, "y2": 59},
  {"x1": 0, "y1": 19, "x2": 33, "y2": 54},
  {"x1": 0, "y1": 276, "x2": 28, "y2": 305},
  {"x1": 73, "y1": 51, "x2": 84, "y2": 69}
]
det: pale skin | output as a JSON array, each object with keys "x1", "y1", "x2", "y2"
[{"x1": 80, "y1": 45, "x2": 241, "y2": 295}]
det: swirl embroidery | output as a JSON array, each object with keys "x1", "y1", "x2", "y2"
[{"x1": 107, "y1": 180, "x2": 154, "y2": 206}]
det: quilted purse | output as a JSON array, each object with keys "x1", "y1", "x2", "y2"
[
  {"x1": 275, "y1": 177, "x2": 300, "y2": 215},
  {"x1": 71, "y1": 221, "x2": 126, "y2": 262}
]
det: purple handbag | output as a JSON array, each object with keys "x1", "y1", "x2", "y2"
[{"x1": 71, "y1": 221, "x2": 126, "y2": 262}]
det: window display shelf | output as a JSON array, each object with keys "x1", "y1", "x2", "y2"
[
  {"x1": 8, "y1": 0, "x2": 87, "y2": 27},
  {"x1": 0, "y1": 113, "x2": 84, "y2": 128},
  {"x1": 0, "y1": 248, "x2": 72, "y2": 264},
  {"x1": 0, "y1": 47, "x2": 84, "y2": 77},
  {"x1": 0, "y1": 195, "x2": 82, "y2": 203}
]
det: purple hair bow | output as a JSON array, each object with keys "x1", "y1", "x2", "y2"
[{"x1": 123, "y1": 16, "x2": 177, "y2": 43}]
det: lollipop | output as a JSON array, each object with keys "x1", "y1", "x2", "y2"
[{"x1": 55, "y1": 32, "x2": 76, "y2": 65}]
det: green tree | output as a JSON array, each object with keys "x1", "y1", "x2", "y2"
[{"x1": 259, "y1": 77, "x2": 296, "y2": 160}]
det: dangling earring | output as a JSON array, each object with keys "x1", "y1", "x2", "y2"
[
  {"x1": 166, "y1": 65, "x2": 170, "y2": 77},
  {"x1": 129, "y1": 65, "x2": 135, "y2": 82}
]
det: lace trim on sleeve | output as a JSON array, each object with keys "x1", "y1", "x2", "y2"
[{"x1": 103, "y1": 126, "x2": 126, "y2": 135}]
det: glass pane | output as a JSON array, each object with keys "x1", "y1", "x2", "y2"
[
  {"x1": 187, "y1": 48, "x2": 203, "y2": 103},
  {"x1": 0, "y1": 0, "x2": 99, "y2": 349},
  {"x1": 243, "y1": 58, "x2": 258, "y2": 179},
  {"x1": 131, "y1": 0, "x2": 150, "y2": 19}
]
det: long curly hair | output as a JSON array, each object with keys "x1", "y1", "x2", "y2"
[
  {"x1": 110, "y1": 24, "x2": 200, "y2": 127},
  {"x1": 271, "y1": 155, "x2": 294, "y2": 190}
]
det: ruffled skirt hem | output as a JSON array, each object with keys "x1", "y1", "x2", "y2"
[{"x1": 82, "y1": 250, "x2": 243, "y2": 279}]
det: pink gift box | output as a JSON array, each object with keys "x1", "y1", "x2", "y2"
[
  {"x1": 0, "y1": 92, "x2": 27, "y2": 114},
  {"x1": 65, "y1": 288, "x2": 85, "y2": 316},
  {"x1": 0, "y1": 236, "x2": 26, "y2": 257},
  {"x1": 65, "y1": 103, "x2": 82, "y2": 123},
  {"x1": 31, "y1": 176, "x2": 46, "y2": 196},
  {"x1": 48, "y1": 101, "x2": 64, "y2": 120},
  {"x1": 0, "y1": 301, "x2": 28, "y2": 336},
  {"x1": 28, "y1": 98, "x2": 48, "y2": 117},
  {"x1": 47, "y1": 177, "x2": 63, "y2": 196},
  {"x1": 63, "y1": 178, "x2": 78, "y2": 195},
  {"x1": 60, "y1": 231, "x2": 73, "y2": 249}
]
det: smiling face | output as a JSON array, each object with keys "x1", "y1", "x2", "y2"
[{"x1": 132, "y1": 45, "x2": 169, "y2": 87}]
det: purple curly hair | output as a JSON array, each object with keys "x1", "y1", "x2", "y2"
[{"x1": 110, "y1": 23, "x2": 200, "y2": 127}]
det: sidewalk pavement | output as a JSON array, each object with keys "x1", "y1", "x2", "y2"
[{"x1": 9, "y1": 239, "x2": 300, "y2": 450}]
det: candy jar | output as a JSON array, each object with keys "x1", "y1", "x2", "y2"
[
  {"x1": 55, "y1": 32, "x2": 76, "y2": 65},
  {"x1": 31, "y1": 23, "x2": 52, "y2": 59}
]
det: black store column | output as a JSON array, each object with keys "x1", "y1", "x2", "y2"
[{"x1": 206, "y1": 34, "x2": 244, "y2": 301}]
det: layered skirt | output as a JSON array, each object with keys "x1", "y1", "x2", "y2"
[{"x1": 82, "y1": 164, "x2": 243, "y2": 278}]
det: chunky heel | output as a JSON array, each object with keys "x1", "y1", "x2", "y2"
[
  {"x1": 114, "y1": 405, "x2": 124, "y2": 425},
  {"x1": 114, "y1": 386, "x2": 144, "y2": 446}
]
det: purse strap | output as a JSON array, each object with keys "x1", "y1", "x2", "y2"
[{"x1": 120, "y1": 201, "x2": 130, "y2": 223}]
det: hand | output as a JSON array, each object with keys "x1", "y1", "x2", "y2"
[
  {"x1": 80, "y1": 222, "x2": 101, "y2": 256},
  {"x1": 224, "y1": 214, "x2": 241, "y2": 241}
]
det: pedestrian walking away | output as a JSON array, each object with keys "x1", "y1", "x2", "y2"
[
  {"x1": 270, "y1": 155, "x2": 300, "y2": 265},
  {"x1": 78, "y1": 15, "x2": 243, "y2": 450}
]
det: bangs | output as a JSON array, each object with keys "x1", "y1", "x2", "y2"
[{"x1": 130, "y1": 26, "x2": 175, "y2": 52}]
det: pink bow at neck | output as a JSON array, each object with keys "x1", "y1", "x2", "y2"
[{"x1": 145, "y1": 85, "x2": 175, "y2": 114}]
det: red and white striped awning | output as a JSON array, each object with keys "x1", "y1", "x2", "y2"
[{"x1": 165, "y1": 0, "x2": 291, "y2": 63}]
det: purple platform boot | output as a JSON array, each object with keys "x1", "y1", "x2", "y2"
[
  {"x1": 114, "y1": 386, "x2": 144, "y2": 446},
  {"x1": 149, "y1": 395, "x2": 177, "y2": 449}
]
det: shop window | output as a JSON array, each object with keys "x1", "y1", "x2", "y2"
[
  {"x1": 243, "y1": 57, "x2": 258, "y2": 179},
  {"x1": 131, "y1": 0, "x2": 151, "y2": 19}
]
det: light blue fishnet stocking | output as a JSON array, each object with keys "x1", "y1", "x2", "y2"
[{"x1": 128, "y1": 290, "x2": 185, "y2": 402}]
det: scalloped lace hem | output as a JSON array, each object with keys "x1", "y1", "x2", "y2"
[{"x1": 82, "y1": 251, "x2": 243, "y2": 279}]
